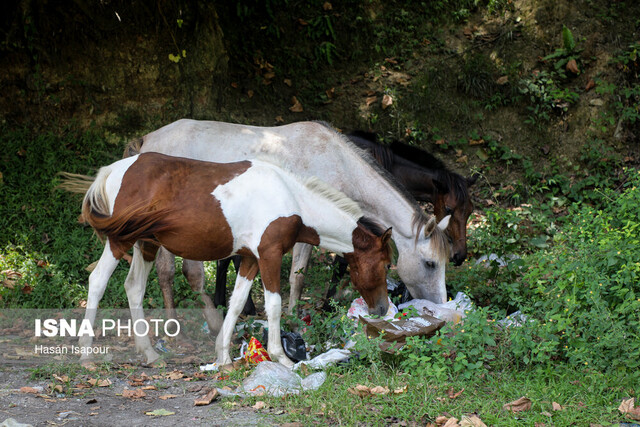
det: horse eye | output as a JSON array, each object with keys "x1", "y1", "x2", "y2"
[
  {"x1": 386, "y1": 264, "x2": 391, "y2": 270},
  {"x1": 425, "y1": 260, "x2": 436, "y2": 269},
  {"x1": 445, "y1": 206, "x2": 453, "y2": 215}
]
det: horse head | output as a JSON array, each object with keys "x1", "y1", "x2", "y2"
[
  {"x1": 395, "y1": 215, "x2": 451, "y2": 303},
  {"x1": 433, "y1": 173, "x2": 475, "y2": 266},
  {"x1": 343, "y1": 218, "x2": 393, "y2": 317}
]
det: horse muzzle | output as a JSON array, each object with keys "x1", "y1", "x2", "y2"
[{"x1": 368, "y1": 299, "x2": 390, "y2": 317}]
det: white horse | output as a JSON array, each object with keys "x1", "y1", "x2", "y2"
[
  {"x1": 79, "y1": 153, "x2": 392, "y2": 367},
  {"x1": 128, "y1": 119, "x2": 450, "y2": 311}
]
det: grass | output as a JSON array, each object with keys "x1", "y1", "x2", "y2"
[{"x1": 253, "y1": 364, "x2": 632, "y2": 425}]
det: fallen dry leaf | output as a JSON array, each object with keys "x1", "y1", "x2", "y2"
[
  {"x1": 552, "y1": 402, "x2": 564, "y2": 411},
  {"x1": 365, "y1": 96, "x2": 377, "y2": 107},
  {"x1": 194, "y1": 388, "x2": 219, "y2": 406},
  {"x1": 53, "y1": 374, "x2": 69, "y2": 383},
  {"x1": 19, "y1": 386, "x2": 40, "y2": 394},
  {"x1": 253, "y1": 401, "x2": 267, "y2": 410},
  {"x1": 166, "y1": 370, "x2": 184, "y2": 380},
  {"x1": 122, "y1": 389, "x2": 146, "y2": 399},
  {"x1": 141, "y1": 385, "x2": 157, "y2": 391},
  {"x1": 289, "y1": 96, "x2": 303, "y2": 113},
  {"x1": 443, "y1": 417, "x2": 460, "y2": 427},
  {"x1": 435, "y1": 416, "x2": 449, "y2": 425},
  {"x1": 503, "y1": 396, "x2": 532, "y2": 412},
  {"x1": 460, "y1": 415, "x2": 487, "y2": 427},
  {"x1": 393, "y1": 385, "x2": 408, "y2": 394},
  {"x1": 585, "y1": 79, "x2": 596, "y2": 91},
  {"x1": 88, "y1": 378, "x2": 111, "y2": 387},
  {"x1": 347, "y1": 384, "x2": 372, "y2": 397},
  {"x1": 381, "y1": 94, "x2": 393, "y2": 110},
  {"x1": 145, "y1": 408, "x2": 175, "y2": 416},
  {"x1": 370, "y1": 386, "x2": 390, "y2": 395},
  {"x1": 158, "y1": 394, "x2": 177, "y2": 400},
  {"x1": 619, "y1": 398, "x2": 640, "y2": 420},
  {"x1": 566, "y1": 59, "x2": 579, "y2": 74},
  {"x1": 448, "y1": 387, "x2": 465, "y2": 399}
]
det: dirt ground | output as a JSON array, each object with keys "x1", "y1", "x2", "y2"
[{"x1": 0, "y1": 361, "x2": 285, "y2": 427}]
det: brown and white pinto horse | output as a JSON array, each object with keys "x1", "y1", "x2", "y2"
[{"x1": 80, "y1": 152, "x2": 392, "y2": 367}]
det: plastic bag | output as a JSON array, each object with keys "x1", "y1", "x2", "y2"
[
  {"x1": 262, "y1": 329, "x2": 307, "y2": 363},
  {"x1": 398, "y1": 292, "x2": 472, "y2": 324},
  {"x1": 244, "y1": 337, "x2": 271, "y2": 364},
  {"x1": 347, "y1": 296, "x2": 398, "y2": 321},
  {"x1": 293, "y1": 348, "x2": 351, "y2": 371},
  {"x1": 241, "y1": 361, "x2": 326, "y2": 397}
]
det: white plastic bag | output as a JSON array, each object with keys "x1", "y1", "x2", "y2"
[
  {"x1": 240, "y1": 361, "x2": 326, "y2": 397},
  {"x1": 293, "y1": 348, "x2": 351, "y2": 371},
  {"x1": 347, "y1": 297, "x2": 398, "y2": 321}
]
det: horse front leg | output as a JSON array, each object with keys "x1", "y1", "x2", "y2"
[
  {"x1": 123, "y1": 243, "x2": 157, "y2": 365},
  {"x1": 215, "y1": 256, "x2": 258, "y2": 366},
  {"x1": 183, "y1": 259, "x2": 223, "y2": 336},
  {"x1": 79, "y1": 240, "x2": 119, "y2": 366},
  {"x1": 156, "y1": 247, "x2": 177, "y2": 320},
  {"x1": 259, "y1": 254, "x2": 293, "y2": 368},
  {"x1": 288, "y1": 243, "x2": 312, "y2": 315}
]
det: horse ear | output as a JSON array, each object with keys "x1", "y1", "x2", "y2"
[
  {"x1": 466, "y1": 173, "x2": 479, "y2": 187},
  {"x1": 381, "y1": 227, "x2": 393, "y2": 245},
  {"x1": 437, "y1": 215, "x2": 451, "y2": 231},
  {"x1": 433, "y1": 178, "x2": 448, "y2": 194},
  {"x1": 423, "y1": 216, "x2": 436, "y2": 237}
]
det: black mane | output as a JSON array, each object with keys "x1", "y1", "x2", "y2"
[{"x1": 347, "y1": 131, "x2": 469, "y2": 201}]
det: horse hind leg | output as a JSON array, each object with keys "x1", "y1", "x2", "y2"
[
  {"x1": 79, "y1": 240, "x2": 119, "y2": 366},
  {"x1": 216, "y1": 256, "x2": 258, "y2": 366},
  {"x1": 287, "y1": 243, "x2": 312, "y2": 315},
  {"x1": 156, "y1": 247, "x2": 177, "y2": 321},
  {"x1": 183, "y1": 259, "x2": 223, "y2": 336},
  {"x1": 124, "y1": 243, "x2": 158, "y2": 365},
  {"x1": 215, "y1": 256, "x2": 256, "y2": 316}
]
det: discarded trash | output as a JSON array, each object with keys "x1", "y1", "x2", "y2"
[
  {"x1": 201, "y1": 321, "x2": 210, "y2": 334},
  {"x1": 359, "y1": 313, "x2": 445, "y2": 352},
  {"x1": 199, "y1": 362, "x2": 219, "y2": 372},
  {"x1": 1, "y1": 419, "x2": 33, "y2": 427},
  {"x1": 347, "y1": 296, "x2": 398, "y2": 321},
  {"x1": 244, "y1": 337, "x2": 271, "y2": 364},
  {"x1": 387, "y1": 278, "x2": 412, "y2": 304},
  {"x1": 262, "y1": 329, "x2": 307, "y2": 363},
  {"x1": 154, "y1": 339, "x2": 169, "y2": 353},
  {"x1": 398, "y1": 292, "x2": 472, "y2": 324},
  {"x1": 497, "y1": 310, "x2": 529, "y2": 328},
  {"x1": 240, "y1": 361, "x2": 326, "y2": 397},
  {"x1": 293, "y1": 348, "x2": 351, "y2": 371},
  {"x1": 476, "y1": 253, "x2": 521, "y2": 268}
]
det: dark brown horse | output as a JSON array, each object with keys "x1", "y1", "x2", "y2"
[
  {"x1": 78, "y1": 152, "x2": 392, "y2": 367},
  {"x1": 347, "y1": 131, "x2": 475, "y2": 266}
]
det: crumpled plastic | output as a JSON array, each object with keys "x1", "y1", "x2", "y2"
[
  {"x1": 217, "y1": 361, "x2": 326, "y2": 397},
  {"x1": 1, "y1": 419, "x2": 33, "y2": 427},
  {"x1": 293, "y1": 348, "x2": 351, "y2": 371},
  {"x1": 244, "y1": 337, "x2": 271, "y2": 364},
  {"x1": 347, "y1": 296, "x2": 398, "y2": 321},
  {"x1": 398, "y1": 292, "x2": 472, "y2": 324}
]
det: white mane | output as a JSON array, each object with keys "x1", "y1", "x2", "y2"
[{"x1": 253, "y1": 155, "x2": 363, "y2": 221}]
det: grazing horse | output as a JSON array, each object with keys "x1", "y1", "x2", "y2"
[
  {"x1": 347, "y1": 131, "x2": 476, "y2": 266},
  {"x1": 126, "y1": 119, "x2": 451, "y2": 318},
  {"x1": 214, "y1": 130, "x2": 476, "y2": 311},
  {"x1": 79, "y1": 152, "x2": 392, "y2": 367}
]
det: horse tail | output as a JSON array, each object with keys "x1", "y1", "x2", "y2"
[
  {"x1": 56, "y1": 172, "x2": 96, "y2": 194},
  {"x1": 81, "y1": 166, "x2": 173, "y2": 244},
  {"x1": 123, "y1": 137, "x2": 144, "y2": 158}
]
